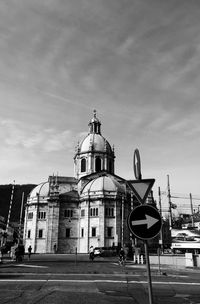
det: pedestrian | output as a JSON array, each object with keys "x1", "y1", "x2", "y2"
[
  {"x1": 15, "y1": 246, "x2": 20, "y2": 262},
  {"x1": 53, "y1": 243, "x2": 57, "y2": 254},
  {"x1": 118, "y1": 247, "x2": 125, "y2": 266},
  {"x1": 21, "y1": 244, "x2": 25, "y2": 260},
  {"x1": 28, "y1": 245, "x2": 32, "y2": 260},
  {"x1": 89, "y1": 245, "x2": 94, "y2": 261}
]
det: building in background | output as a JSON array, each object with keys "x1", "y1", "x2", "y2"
[{"x1": 23, "y1": 111, "x2": 139, "y2": 253}]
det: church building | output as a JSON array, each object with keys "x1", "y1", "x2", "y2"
[{"x1": 23, "y1": 111, "x2": 138, "y2": 253}]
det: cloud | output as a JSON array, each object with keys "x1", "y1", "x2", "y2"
[
  {"x1": 78, "y1": 131, "x2": 88, "y2": 139},
  {"x1": 146, "y1": 111, "x2": 173, "y2": 130},
  {"x1": 116, "y1": 36, "x2": 136, "y2": 56},
  {"x1": 0, "y1": 119, "x2": 74, "y2": 152},
  {"x1": 43, "y1": 129, "x2": 73, "y2": 152},
  {"x1": 167, "y1": 118, "x2": 200, "y2": 137}
]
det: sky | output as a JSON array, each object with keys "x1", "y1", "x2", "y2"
[{"x1": 0, "y1": 0, "x2": 200, "y2": 214}]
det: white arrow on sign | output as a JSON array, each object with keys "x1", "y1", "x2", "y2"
[{"x1": 132, "y1": 214, "x2": 159, "y2": 229}]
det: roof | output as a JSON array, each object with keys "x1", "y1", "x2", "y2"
[
  {"x1": 81, "y1": 174, "x2": 125, "y2": 196},
  {"x1": 28, "y1": 176, "x2": 78, "y2": 204},
  {"x1": 48, "y1": 176, "x2": 77, "y2": 184},
  {"x1": 79, "y1": 133, "x2": 112, "y2": 154},
  {"x1": 29, "y1": 181, "x2": 49, "y2": 199},
  {"x1": 59, "y1": 190, "x2": 79, "y2": 200}
]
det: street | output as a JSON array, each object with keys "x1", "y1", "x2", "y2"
[{"x1": 0, "y1": 254, "x2": 200, "y2": 303}]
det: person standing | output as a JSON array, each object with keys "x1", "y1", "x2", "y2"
[
  {"x1": 28, "y1": 245, "x2": 32, "y2": 260},
  {"x1": 89, "y1": 246, "x2": 94, "y2": 261}
]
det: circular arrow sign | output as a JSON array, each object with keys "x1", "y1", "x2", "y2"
[
  {"x1": 133, "y1": 149, "x2": 142, "y2": 180},
  {"x1": 127, "y1": 205, "x2": 162, "y2": 240}
]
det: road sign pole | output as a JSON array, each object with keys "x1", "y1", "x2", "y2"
[
  {"x1": 130, "y1": 149, "x2": 158, "y2": 304},
  {"x1": 144, "y1": 240, "x2": 153, "y2": 304}
]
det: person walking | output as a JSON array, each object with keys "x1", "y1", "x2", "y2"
[
  {"x1": 28, "y1": 245, "x2": 32, "y2": 260},
  {"x1": 89, "y1": 246, "x2": 95, "y2": 261}
]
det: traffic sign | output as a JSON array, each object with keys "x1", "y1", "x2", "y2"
[
  {"x1": 127, "y1": 205, "x2": 162, "y2": 240},
  {"x1": 127, "y1": 179, "x2": 155, "y2": 204},
  {"x1": 133, "y1": 149, "x2": 142, "y2": 180}
]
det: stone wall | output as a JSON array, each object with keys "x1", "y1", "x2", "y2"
[
  {"x1": 149, "y1": 254, "x2": 200, "y2": 268},
  {"x1": 58, "y1": 200, "x2": 79, "y2": 253}
]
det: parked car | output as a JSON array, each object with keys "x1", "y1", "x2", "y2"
[{"x1": 98, "y1": 246, "x2": 118, "y2": 257}]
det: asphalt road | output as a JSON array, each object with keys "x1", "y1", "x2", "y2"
[{"x1": 0, "y1": 254, "x2": 200, "y2": 304}]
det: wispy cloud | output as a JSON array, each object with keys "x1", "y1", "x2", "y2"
[
  {"x1": 0, "y1": 119, "x2": 74, "y2": 152},
  {"x1": 167, "y1": 118, "x2": 200, "y2": 136}
]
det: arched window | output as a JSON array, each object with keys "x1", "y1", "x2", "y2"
[
  {"x1": 81, "y1": 158, "x2": 86, "y2": 172},
  {"x1": 95, "y1": 157, "x2": 101, "y2": 172},
  {"x1": 108, "y1": 160, "x2": 112, "y2": 173}
]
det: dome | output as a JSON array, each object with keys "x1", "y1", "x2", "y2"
[
  {"x1": 74, "y1": 111, "x2": 115, "y2": 179},
  {"x1": 81, "y1": 175, "x2": 125, "y2": 195},
  {"x1": 29, "y1": 181, "x2": 49, "y2": 199},
  {"x1": 80, "y1": 134, "x2": 112, "y2": 154}
]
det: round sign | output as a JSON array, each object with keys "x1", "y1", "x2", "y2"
[
  {"x1": 133, "y1": 149, "x2": 142, "y2": 180},
  {"x1": 127, "y1": 205, "x2": 162, "y2": 240}
]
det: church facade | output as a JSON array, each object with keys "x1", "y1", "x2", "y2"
[{"x1": 23, "y1": 112, "x2": 139, "y2": 253}]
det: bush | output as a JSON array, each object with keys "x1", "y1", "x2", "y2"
[{"x1": 1, "y1": 242, "x2": 13, "y2": 254}]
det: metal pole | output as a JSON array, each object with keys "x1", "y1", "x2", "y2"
[
  {"x1": 133, "y1": 149, "x2": 153, "y2": 303},
  {"x1": 34, "y1": 193, "x2": 39, "y2": 253},
  {"x1": 144, "y1": 240, "x2": 153, "y2": 304},
  {"x1": 121, "y1": 195, "x2": 124, "y2": 247},
  {"x1": 6, "y1": 181, "x2": 15, "y2": 232},
  {"x1": 130, "y1": 192, "x2": 135, "y2": 251},
  {"x1": 87, "y1": 191, "x2": 90, "y2": 253},
  {"x1": 18, "y1": 192, "x2": 24, "y2": 244},
  {"x1": 158, "y1": 187, "x2": 162, "y2": 215},
  {"x1": 131, "y1": 191, "x2": 133, "y2": 210},
  {"x1": 189, "y1": 193, "x2": 194, "y2": 228},
  {"x1": 167, "y1": 175, "x2": 172, "y2": 230},
  {"x1": 157, "y1": 247, "x2": 161, "y2": 274},
  {"x1": 158, "y1": 187, "x2": 163, "y2": 253}
]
